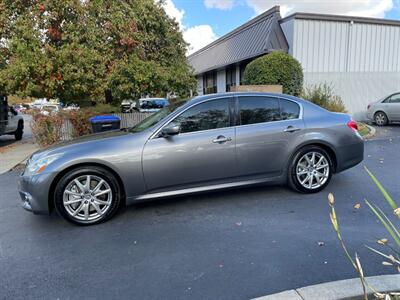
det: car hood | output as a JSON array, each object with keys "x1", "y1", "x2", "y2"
[{"x1": 31, "y1": 130, "x2": 131, "y2": 159}]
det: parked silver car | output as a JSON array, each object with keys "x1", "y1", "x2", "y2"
[
  {"x1": 367, "y1": 92, "x2": 400, "y2": 125},
  {"x1": 18, "y1": 93, "x2": 364, "y2": 225}
]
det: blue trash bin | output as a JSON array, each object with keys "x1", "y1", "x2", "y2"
[{"x1": 90, "y1": 115, "x2": 121, "y2": 133}]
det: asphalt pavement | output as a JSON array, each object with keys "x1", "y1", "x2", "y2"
[{"x1": 0, "y1": 126, "x2": 399, "y2": 300}]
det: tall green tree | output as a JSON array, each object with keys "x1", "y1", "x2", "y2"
[{"x1": 0, "y1": 0, "x2": 196, "y2": 104}]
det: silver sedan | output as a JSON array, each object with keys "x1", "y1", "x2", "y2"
[
  {"x1": 18, "y1": 93, "x2": 364, "y2": 225},
  {"x1": 367, "y1": 92, "x2": 400, "y2": 126}
]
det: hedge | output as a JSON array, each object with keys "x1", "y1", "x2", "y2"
[{"x1": 243, "y1": 51, "x2": 304, "y2": 96}]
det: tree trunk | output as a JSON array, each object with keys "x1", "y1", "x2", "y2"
[{"x1": 105, "y1": 89, "x2": 113, "y2": 104}]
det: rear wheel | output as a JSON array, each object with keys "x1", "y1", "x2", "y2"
[
  {"x1": 374, "y1": 111, "x2": 388, "y2": 126},
  {"x1": 54, "y1": 167, "x2": 121, "y2": 225},
  {"x1": 288, "y1": 146, "x2": 333, "y2": 193},
  {"x1": 14, "y1": 121, "x2": 23, "y2": 140}
]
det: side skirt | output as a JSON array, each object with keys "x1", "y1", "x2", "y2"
[{"x1": 128, "y1": 175, "x2": 284, "y2": 203}]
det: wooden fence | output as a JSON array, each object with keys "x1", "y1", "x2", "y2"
[{"x1": 60, "y1": 112, "x2": 152, "y2": 141}]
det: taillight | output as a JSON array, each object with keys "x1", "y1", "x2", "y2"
[{"x1": 347, "y1": 120, "x2": 358, "y2": 132}]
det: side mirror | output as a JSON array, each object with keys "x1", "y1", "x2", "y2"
[{"x1": 161, "y1": 123, "x2": 180, "y2": 137}]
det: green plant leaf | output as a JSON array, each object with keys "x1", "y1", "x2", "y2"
[
  {"x1": 365, "y1": 166, "x2": 398, "y2": 213},
  {"x1": 376, "y1": 206, "x2": 400, "y2": 240},
  {"x1": 365, "y1": 200, "x2": 400, "y2": 248}
]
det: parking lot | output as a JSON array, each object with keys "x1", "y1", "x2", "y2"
[{"x1": 1, "y1": 125, "x2": 399, "y2": 300}]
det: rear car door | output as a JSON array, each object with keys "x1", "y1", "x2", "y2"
[
  {"x1": 7, "y1": 106, "x2": 18, "y2": 132},
  {"x1": 235, "y1": 95, "x2": 304, "y2": 179},
  {"x1": 142, "y1": 97, "x2": 237, "y2": 192}
]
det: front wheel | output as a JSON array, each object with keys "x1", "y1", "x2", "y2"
[
  {"x1": 288, "y1": 146, "x2": 333, "y2": 193},
  {"x1": 54, "y1": 167, "x2": 122, "y2": 225}
]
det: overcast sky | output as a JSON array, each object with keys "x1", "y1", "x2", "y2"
[{"x1": 161, "y1": 0, "x2": 400, "y2": 55}]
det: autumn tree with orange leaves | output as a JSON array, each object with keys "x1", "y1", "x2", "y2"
[{"x1": 0, "y1": 0, "x2": 196, "y2": 104}]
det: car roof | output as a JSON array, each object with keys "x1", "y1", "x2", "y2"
[
  {"x1": 139, "y1": 98, "x2": 167, "y2": 101},
  {"x1": 187, "y1": 92, "x2": 306, "y2": 105}
]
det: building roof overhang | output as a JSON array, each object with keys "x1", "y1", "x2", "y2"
[{"x1": 187, "y1": 6, "x2": 289, "y2": 75}]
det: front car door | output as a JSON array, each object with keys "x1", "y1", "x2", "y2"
[
  {"x1": 235, "y1": 95, "x2": 305, "y2": 179},
  {"x1": 142, "y1": 97, "x2": 237, "y2": 193},
  {"x1": 386, "y1": 93, "x2": 400, "y2": 121}
]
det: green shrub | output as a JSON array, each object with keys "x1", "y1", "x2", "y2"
[
  {"x1": 243, "y1": 51, "x2": 304, "y2": 96},
  {"x1": 31, "y1": 113, "x2": 64, "y2": 147},
  {"x1": 64, "y1": 110, "x2": 94, "y2": 138},
  {"x1": 301, "y1": 83, "x2": 346, "y2": 113}
]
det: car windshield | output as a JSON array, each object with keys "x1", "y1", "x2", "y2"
[
  {"x1": 129, "y1": 99, "x2": 189, "y2": 132},
  {"x1": 130, "y1": 99, "x2": 188, "y2": 133}
]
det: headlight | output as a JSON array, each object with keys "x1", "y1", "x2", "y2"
[{"x1": 24, "y1": 154, "x2": 63, "y2": 176}]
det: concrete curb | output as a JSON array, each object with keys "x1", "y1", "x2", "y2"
[
  {"x1": 363, "y1": 124, "x2": 376, "y2": 140},
  {"x1": 252, "y1": 274, "x2": 400, "y2": 300}
]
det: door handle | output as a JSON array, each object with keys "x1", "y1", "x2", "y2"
[
  {"x1": 212, "y1": 135, "x2": 232, "y2": 143},
  {"x1": 284, "y1": 126, "x2": 301, "y2": 133}
]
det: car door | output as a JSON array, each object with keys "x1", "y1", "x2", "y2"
[
  {"x1": 7, "y1": 106, "x2": 18, "y2": 132},
  {"x1": 142, "y1": 97, "x2": 237, "y2": 192},
  {"x1": 235, "y1": 96, "x2": 304, "y2": 179},
  {"x1": 387, "y1": 93, "x2": 400, "y2": 121}
]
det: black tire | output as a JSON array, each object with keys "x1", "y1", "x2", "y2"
[
  {"x1": 54, "y1": 166, "x2": 121, "y2": 225},
  {"x1": 374, "y1": 111, "x2": 388, "y2": 126},
  {"x1": 288, "y1": 145, "x2": 333, "y2": 194},
  {"x1": 14, "y1": 121, "x2": 23, "y2": 140}
]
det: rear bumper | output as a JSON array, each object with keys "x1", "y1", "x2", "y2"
[
  {"x1": 18, "y1": 172, "x2": 57, "y2": 215},
  {"x1": 366, "y1": 111, "x2": 374, "y2": 121},
  {"x1": 335, "y1": 137, "x2": 364, "y2": 173}
]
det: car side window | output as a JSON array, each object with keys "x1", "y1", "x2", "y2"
[
  {"x1": 239, "y1": 96, "x2": 280, "y2": 125},
  {"x1": 173, "y1": 98, "x2": 230, "y2": 134},
  {"x1": 280, "y1": 99, "x2": 300, "y2": 120},
  {"x1": 389, "y1": 94, "x2": 400, "y2": 103}
]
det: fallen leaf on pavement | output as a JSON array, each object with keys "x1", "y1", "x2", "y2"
[
  {"x1": 328, "y1": 193, "x2": 334, "y2": 205},
  {"x1": 353, "y1": 203, "x2": 361, "y2": 209},
  {"x1": 394, "y1": 208, "x2": 400, "y2": 217},
  {"x1": 377, "y1": 238, "x2": 388, "y2": 245}
]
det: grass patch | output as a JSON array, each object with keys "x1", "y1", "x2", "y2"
[{"x1": 357, "y1": 122, "x2": 370, "y2": 137}]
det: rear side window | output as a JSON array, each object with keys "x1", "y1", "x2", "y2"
[
  {"x1": 280, "y1": 99, "x2": 300, "y2": 120},
  {"x1": 239, "y1": 96, "x2": 280, "y2": 125},
  {"x1": 389, "y1": 94, "x2": 400, "y2": 103},
  {"x1": 174, "y1": 98, "x2": 230, "y2": 133}
]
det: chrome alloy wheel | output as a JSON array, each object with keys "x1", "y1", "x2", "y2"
[
  {"x1": 63, "y1": 175, "x2": 112, "y2": 222},
  {"x1": 375, "y1": 112, "x2": 386, "y2": 126},
  {"x1": 296, "y1": 151, "x2": 330, "y2": 190}
]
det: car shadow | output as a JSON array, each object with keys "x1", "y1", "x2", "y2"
[
  {"x1": 126, "y1": 183, "x2": 296, "y2": 214},
  {"x1": 0, "y1": 136, "x2": 18, "y2": 149}
]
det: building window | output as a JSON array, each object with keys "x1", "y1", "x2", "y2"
[
  {"x1": 203, "y1": 71, "x2": 217, "y2": 94},
  {"x1": 226, "y1": 66, "x2": 236, "y2": 92},
  {"x1": 239, "y1": 62, "x2": 249, "y2": 85}
]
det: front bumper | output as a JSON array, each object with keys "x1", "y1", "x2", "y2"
[{"x1": 18, "y1": 171, "x2": 57, "y2": 215}]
